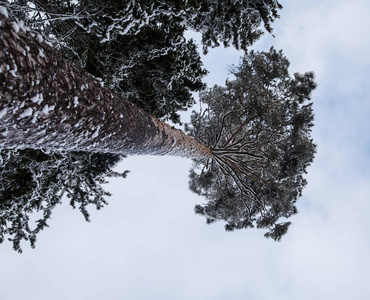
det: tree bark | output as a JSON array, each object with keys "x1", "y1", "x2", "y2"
[{"x1": 0, "y1": 12, "x2": 212, "y2": 159}]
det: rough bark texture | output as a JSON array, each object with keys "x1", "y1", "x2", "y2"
[{"x1": 0, "y1": 13, "x2": 212, "y2": 159}]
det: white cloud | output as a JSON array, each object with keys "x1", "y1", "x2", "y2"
[{"x1": 266, "y1": 1, "x2": 370, "y2": 77}]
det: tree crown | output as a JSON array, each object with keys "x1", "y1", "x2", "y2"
[{"x1": 186, "y1": 47, "x2": 317, "y2": 240}]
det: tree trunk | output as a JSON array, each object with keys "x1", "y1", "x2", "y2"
[{"x1": 0, "y1": 12, "x2": 212, "y2": 159}]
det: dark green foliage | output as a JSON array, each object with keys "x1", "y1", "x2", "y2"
[
  {"x1": 186, "y1": 48, "x2": 317, "y2": 240},
  {"x1": 3, "y1": 0, "x2": 282, "y2": 122},
  {"x1": 67, "y1": 1, "x2": 207, "y2": 123},
  {"x1": 189, "y1": 0, "x2": 283, "y2": 53},
  {"x1": 0, "y1": 1, "x2": 305, "y2": 245},
  {"x1": 4, "y1": 0, "x2": 207, "y2": 123},
  {"x1": 0, "y1": 149, "x2": 128, "y2": 252}
]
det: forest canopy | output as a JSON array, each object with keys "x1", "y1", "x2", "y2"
[
  {"x1": 0, "y1": 1, "x2": 317, "y2": 251},
  {"x1": 3, "y1": 0, "x2": 282, "y2": 123}
]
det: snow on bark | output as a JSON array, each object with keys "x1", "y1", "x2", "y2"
[
  {"x1": 0, "y1": 6, "x2": 8, "y2": 18},
  {"x1": 0, "y1": 13, "x2": 212, "y2": 159}
]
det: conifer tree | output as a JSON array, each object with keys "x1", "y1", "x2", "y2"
[
  {"x1": 0, "y1": 9, "x2": 316, "y2": 250},
  {"x1": 0, "y1": 149, "x2": 128, "y2": 252},
  {"x1": 2, "y1": 0, "x2": 283, "y2": 121},
  {"x1": 0, "y1": 11, "x2": 211, "y2": 157},
  {"x1": 189, "y1": 0, "x2": 283, "y2": 53},
  {"x1": 186, "y1": 48, "x2": 316, "y2": 240},
  {"x1": 2, "y1": 0, "x2": 208, "y2": 123},
  {"x1": 0, "y1": 11, "x2": 209, "y2": 251}
]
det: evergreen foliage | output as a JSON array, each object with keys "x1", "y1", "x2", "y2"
[
  {"x1": 186, "y1": 48, "x2": 316, "y2": 240},
  {"x1": 2, "y1": 0, "x2": 282, "y2": 122},
  {"x1": 189, "y1": 0, "x2": 283, "y2": 53},
  {"x1": 2, "y1": 0, "x2": 207, "y2": 123},
  {"x1": 0, "y1": 2, "x2": 317, "y2": 251},
  {"x1": 0, "y1": 149, "x2": 128, "y2": 252}
]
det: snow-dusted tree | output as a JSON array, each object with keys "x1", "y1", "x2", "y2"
[
  {"x1": 0, "y1": 149, "x2": 128, "y2": 252},
  {"x1": 186, "y1": 48, "x2": 316, "y2": 240},
  {"x1": 189, "y1": 0, "x2": 283, "y2": 53},
  {"x1": 2, "y1": 0, "x2": 207, "y2": 123},
  {"x1": 0, "y1": 10, "x2": 209, "y2": 251},
  {"x1": 0, "y1": 11, "x2": 211, "y2": 157},
  {"x1": 0, "y1": 1, "x2": 203, "y2": 251},
  {"x1": 0, "y1": 12, "x2": 316, "y2": 249},
  {"x1": 1, "y1": 0, "x2": 283, "y2": 121},
  {"x1": 0, "y1": 0, "x2": 205, "y2": 250}
]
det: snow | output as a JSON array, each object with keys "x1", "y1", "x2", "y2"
[
  {"x1": 37, "y1": 34, "x2": 43, "y2": 43},
  {"x1": 0, "y1": 6, "x2": 8, "y2": 18},
  {"x1": 38, "y1": 49, "x2": 45, "y2": 58},
  {"x1": 0, "y1": 107, "x2": 7, "y2": 118},
  {"x1": 9, "y1": 70, "x2": 17, "y2": 77},
  {"x1": 36, "y1": 137, "x2": 45, "y2": 144},
  {"x1": 20, "y1": 107, "x2": 33, "y2": 118},
  {"x1": 91, "y1": 126, "x2": 101, "y2": 138},
  {"x1": 30, "y1": 94, "x2": 43, "y2": 105},
  {"x1": 16, "y1": 20, "x2": 28, "y2": 32},
  {"x1": 1, "y1": 128, "x2": 8, "y2": 137},
  {"x1": 31, "y1": 111, "x2": 39, "y2": 123},
  {"x1": 12, "y1": 22, "x2": 20, "y2": 33},
  {"x1": 42, "y1": 105, "x2": 54, "y2": 114},
  {"x1": 73, "y1": 96, "x2": 79, "y2": 107},
  {"x1": 9, "y1": 63, "x2": 18, "y2": 77}
]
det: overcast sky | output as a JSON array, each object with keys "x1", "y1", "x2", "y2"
[{"x1": 2, "y1": 1, "x2": 370, "y2": 299}]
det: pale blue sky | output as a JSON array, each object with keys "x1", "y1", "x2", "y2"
[{"x1": 1, "y1": 1, "x2": 370, "y2": 299}]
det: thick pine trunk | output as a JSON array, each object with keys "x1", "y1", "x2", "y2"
[{"x1": 0, "y1": 12, "x2": 212, "y2": 159}]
